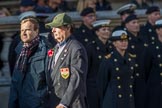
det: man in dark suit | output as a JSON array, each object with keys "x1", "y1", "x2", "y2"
[{"x1": 46, "y1": 13, "x2": 88, "y2": 108}]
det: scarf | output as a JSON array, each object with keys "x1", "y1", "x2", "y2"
[{"x1": 16, "y1": 36, "x2": 40, "y2": 73}]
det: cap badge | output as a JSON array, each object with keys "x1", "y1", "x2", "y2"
[{"x1": 121, "y1": 33, "x2": 127, "y2": 39}]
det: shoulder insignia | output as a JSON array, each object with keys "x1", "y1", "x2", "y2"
[
  {"x1": 129, "y1": 53, "x2": 136, "y2": 58},
  {"x1": 105, "y1": 53, "x2": 111, "y2": 59}
]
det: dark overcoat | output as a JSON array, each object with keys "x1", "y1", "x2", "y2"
[
  {"x1": 140, "y1": 21, "x2": 158, "y2": 44},
  {"x1": 86, "y1": 38, "x2": 112, "y2": 108},
  {"x1": 144, "y1": 40, "x2": 162, "y2": 108},
  {"x1": 74, "y1": 23, "x2": 96, "y2": 47},
  {"x1": 98, "y1": 49, "x2": 136, "y2": 108},
  {"x1": 126, "y1": 31, "x2": 148, "y2": 108}
]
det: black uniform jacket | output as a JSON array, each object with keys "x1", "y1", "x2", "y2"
[
  {"x1": 74, "y1": 23, "x2": 96, "y2": 47},
  {"x1": 140, "y1": 21, "x2": 158, "y2": 45},
  {"x1": 98, "y1": 48, "x2": 136, "y2": 108},
  {"x1": 144, "y1": 39, "x2": 162, "y2": 108},
  {"x1": 86, "y1": 38, "x2": 112, "y2": 108},
  {"x1": 126, "y1": 31, "x2": 148, "y2": 108}
]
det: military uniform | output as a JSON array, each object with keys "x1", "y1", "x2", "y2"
[
  {"x1": 140, "y1": 21, "x2": 158, "y2": 44},
  {"x1": 144, "y1": 39, "x2": 162, "y2": 108},
  {"x1": 97, "y1": 30, "x2": 136, "y2": 108},
  {"x1": 140, "y1": 6, "x2": 160, "y2": 45},
  {"x1": 98, "y1": 49, "x2": 136, "y2": 108},
  {"x1": 74, "y1": 23, "x2": 96, "y2": 47},
  {"x1": 86, "y1": 38, "x2": 112, "y2": 108},
  {"x1": 144, "y1": 19, "x2": 162, "y2": 108},
  {"x1": 74, "y1": 7, "x2": 96, "y2": 47},
  {"x1": 127, "y1": 31, "x2": 148, "y2": 108}
]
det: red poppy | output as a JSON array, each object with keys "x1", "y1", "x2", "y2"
[{"x1": 48, "y1": 49, "x2": 54, "y2": 57}]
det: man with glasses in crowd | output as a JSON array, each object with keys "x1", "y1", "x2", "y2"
[{"x1": 74, "y1": 7, "x2": 97, "y2": 47}]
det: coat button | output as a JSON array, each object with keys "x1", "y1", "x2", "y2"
[
  {"x1": 151, "y1": 37, "x2": 155, "y2": 40},
  {"x1": 118, "y1": 94, "x2": 122, "y2": 98},
  {"x1": 92, "y1": 41, "x2": 95, "y2": 43},
  {"x1": 96, "y1": 47, "x2": 100, "y2": 50},
  {"x1": 130, "y1": 76, "x2": 134, "y2": 79},
  {"x1": 98, "y1": 55, "x2": 102, "y2": 59},
  {"x1": 156, "y1": 46, "x2": 159, "y2": 49},
  {"x1": 136, "y1": 73, "x2": 140, "y2": 77},
  {"x1": 144, "y1": 43, "x2": 148, "y2": 47},
  {"x1": 129, "y1": 85, "x2": 133, "y2": 88},
  {"x1": 116, "y1": 67, "x2": 119, "y2": 71},
  {"x1": 84, "y1": 38, "x2": 88, "y2": 42},
  {"x1": 131, "y1": 67, "x2": 134, "y2": 70},
  {"x1": 160, "y1": 73, "x2": 162, "y2": 76},
  {"x1": 114, "y1": 59, "x2": 117, "y2": 62},
  {"x1": 152, "y1": 42, "x2": 155, "y2": 44},
  {"x1": 117, "y1": 76, "x2": 120, "y2": 80},
  {"x1": 158, "y1": 55, "x2": 161, "y2": 58},
  {"x1": 129, "y1": 94, "x2": 133, "y2": 98},
  {"x1": 135, "y1": 64, "x2": 138, "y2": 67},
  {"x1": 131, "y1": 45, "x2": 135, "y2": 49},
  {"x1": 118, "y1": 85, "x2": 121, "y2": 89},
  {"x1": 128, "y1": 58, "x2": 131, "y2": 61}
]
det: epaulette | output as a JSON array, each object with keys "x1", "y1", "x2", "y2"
[
  {"x1": 129, "y1": 53, "x2": 136, "y2": 58},
  {"x1": 105, "y1": 53, "x2": 111, "y2": 59}
]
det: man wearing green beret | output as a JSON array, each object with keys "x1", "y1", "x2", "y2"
[{"x1": 46, "y1": 13, "x2": 88, "y2": 108}]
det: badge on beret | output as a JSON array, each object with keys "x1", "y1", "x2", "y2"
[{"x1": 60, "y1": 68, "x2": 70, "y2": 79}]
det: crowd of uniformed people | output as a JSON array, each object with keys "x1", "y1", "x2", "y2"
[{"x1": 6, "y1": 1, "x2": 162, "y2": 108}]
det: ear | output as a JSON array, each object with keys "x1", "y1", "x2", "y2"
[
  {"x1": 36, "y1": 29, "x2": 39, "y2": 34},
  {"x1": 66, "y1": 25, "x2": 71, "y2": 31},
  {"x1": 33, "y1": 29, "x2": 39, "y2": 36}
]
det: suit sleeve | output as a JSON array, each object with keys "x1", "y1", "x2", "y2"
[{"x1": 60, "y1": 47, "x2": 88, "y2": 106}]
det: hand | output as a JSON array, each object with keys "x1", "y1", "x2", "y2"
[{"x1": 56, "y1": 104, "x2": 66, "y2": 108}]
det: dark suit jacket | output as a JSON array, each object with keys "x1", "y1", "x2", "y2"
[{"x1": 48, "y1": 36, "x2": 88, "y2": 108}]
